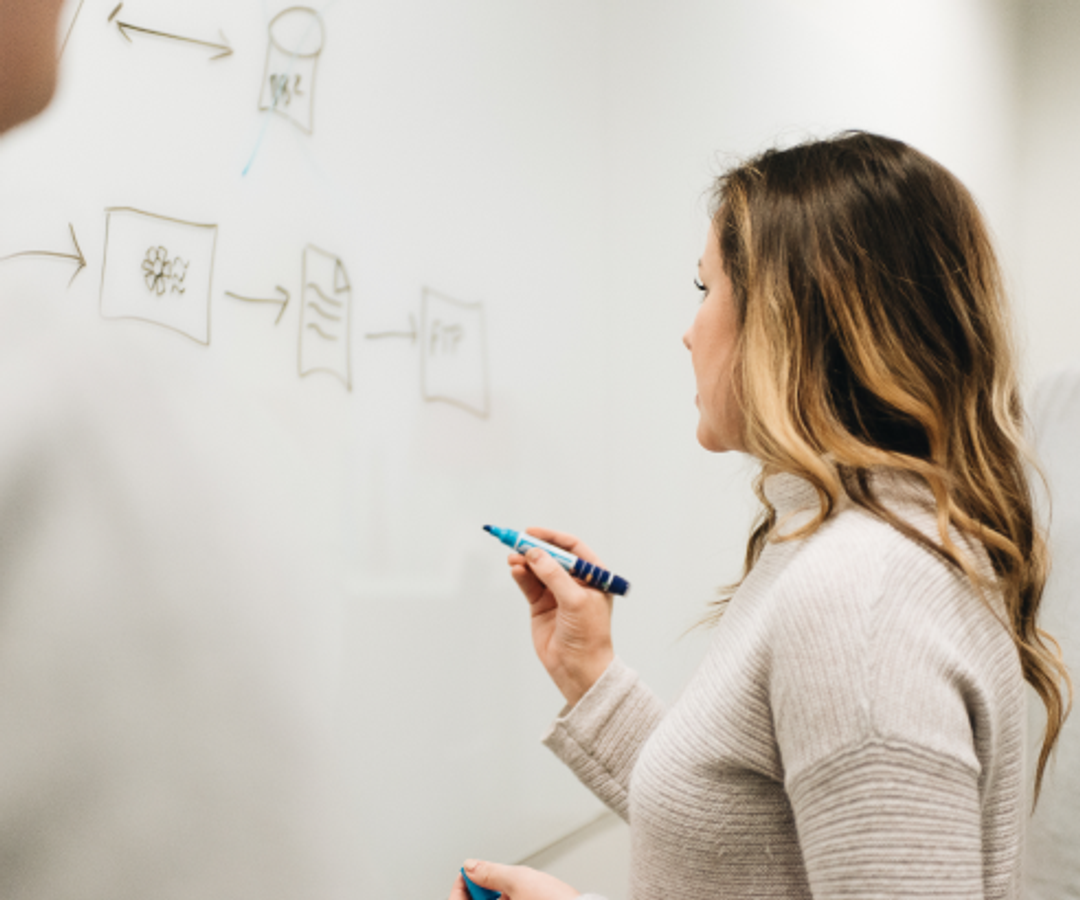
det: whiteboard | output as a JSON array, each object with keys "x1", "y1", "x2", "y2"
[{"x1": 0, "y1": 1, "x2": 751, "y2": 896}]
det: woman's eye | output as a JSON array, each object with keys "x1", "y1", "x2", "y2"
[{"x1": 694, "y1": 278, "x2": 707, "y2": 293}]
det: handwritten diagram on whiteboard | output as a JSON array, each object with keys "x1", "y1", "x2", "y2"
[
  {"x1": 33, "y1": 5, "x2": 495, "y2": 417},
  {"x1": 300, "y1": 245, "x2": 352, "y2": 388},
  {"x1": 258, "y1": 7, "x2": 325, "y2": 134},
  {"x1": 100, "y1": 208, "x2": 218, "y2": 344},
  {"x1": 421, "y1": 288, "x2": 489, "y2": 418}
]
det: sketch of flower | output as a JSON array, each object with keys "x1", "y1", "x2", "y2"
[
  {"x1": 143, "y1": 246, "x2": 172, "y2": 296},
  {"x1": 141, "y1": 246, "x2": 191, "y2": 297}
]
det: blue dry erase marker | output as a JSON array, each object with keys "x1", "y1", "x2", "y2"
[
  {"x1": 484, "y1": 525, "x2": 631, "y2": 596},
  {"x1": 461, "y1": 868, "x2": 501, "y2": 900}
]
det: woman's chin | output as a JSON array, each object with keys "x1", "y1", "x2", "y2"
[
  {"x1": 697, "y1": 422, "x2": 745, "y2": 455},
  {"x1": 696, "y1": 424, "x2": 723, "y2": 453}
]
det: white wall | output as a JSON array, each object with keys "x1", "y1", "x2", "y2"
[
  {"x1": 1015, "y1": 0, "x2": 1080, "y2": 384},
  {"x1": 1013, "y1": 3, "x2": 1080, "y2": 895}
]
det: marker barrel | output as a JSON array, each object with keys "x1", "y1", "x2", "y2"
[
  {"x1": 568, "y1": 556, "x2": 630, "y2": 595},
  {"x1": 484, "y1": 526, "x2": 631, "y2": 596}
]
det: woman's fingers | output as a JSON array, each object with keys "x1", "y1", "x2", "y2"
[
  {"x1": 462, "y1": 860, "x2": 581, "y2": 900},
  {"x1": 522, "y1": 547, "x2": 592, "y2": 606},
  {"x1": 510, "y1": 544, "x2": 603, "y2": 614},
  {"x1": 510, "y1": 560, "x2": 547, "y2": 602},
  {"x1": 523, "y1": 526, "x2": 603, "y2": 565},
  {"x1": 447, "y1": 873, "x2": 471, "y2": 900}
]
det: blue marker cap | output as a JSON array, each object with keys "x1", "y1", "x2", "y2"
[{"x1": 461, "y1": 868, "x2": 502, "y2": 900}]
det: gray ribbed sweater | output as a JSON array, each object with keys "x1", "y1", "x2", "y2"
[{"x1": 543, "y1": 473, "x2": 1024, "y2": 900}]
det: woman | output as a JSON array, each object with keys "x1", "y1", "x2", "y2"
[{"x1": 450, "y1": 132, "x2": 1070, "y2": 900}]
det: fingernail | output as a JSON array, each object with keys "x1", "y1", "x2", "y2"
[
  {"x1": 464, "y1": 859, "x2": 480, "y2": 872},
  {"x1": 526, "y1": 548, "x2": 542, "y2": 561}
]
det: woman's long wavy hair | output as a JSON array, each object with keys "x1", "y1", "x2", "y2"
[{"x1": 711, "y1": 131, "x2": 1070, "y2": 800}]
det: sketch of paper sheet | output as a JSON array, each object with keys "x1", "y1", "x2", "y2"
[
  {"x1": 299, "y1": 245, "x2": 352, "y2": 388},
  {"x1": 100, "y1": 208, "x2": 217, "y2": 344},
  {"x1": 421, "y1": 288, "x2": 489, "y2": 418}
]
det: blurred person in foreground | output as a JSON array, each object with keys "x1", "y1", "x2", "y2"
[{"x1": 0, "y1": 3, "x2": 347, "y2": 898}]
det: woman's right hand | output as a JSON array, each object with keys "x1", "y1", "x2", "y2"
[{"x1": 508, "y1": 528, "x2": 614, "y2": 707}]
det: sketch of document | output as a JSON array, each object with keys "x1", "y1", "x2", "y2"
[{"x1": 299, "y1": 245, "x2": 352, "y2": 389}]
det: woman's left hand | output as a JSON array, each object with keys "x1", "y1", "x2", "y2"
[{"x1": 449, "y1": 859, "x2": 580, "y2": 900}]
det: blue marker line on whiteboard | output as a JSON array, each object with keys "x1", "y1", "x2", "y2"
[
  {"x1": 483, "y1": 526, "x2": 631, "y2": 596},
  {"x1": 461, "y1": 868, "x2": 501, "y2": 900}
]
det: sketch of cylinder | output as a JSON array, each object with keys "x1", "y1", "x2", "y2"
[
  {"x1": 299, "y1": 246, "x2": 352, "y2": 389},
  {"x1": 258, "y1": 7, "x2": 325, "y2": 134},
  {"x1": 100, "y1": 208, "x2": 217, "y2": 344},
  {"x1": 421, "y1": 288, "x2": 489, "y2": 418}
]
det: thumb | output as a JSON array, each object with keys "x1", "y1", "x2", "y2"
[{"x1": 463, "y1": 859, "x2": 514, "y2": 895}]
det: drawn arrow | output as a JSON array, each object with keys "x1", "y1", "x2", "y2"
[
  {"x1": 225, "y1": 286, "x2": 290, "y2": 324},
  {"x1": 114, "y1": 7, "x2": 233, "y2": 61},
  {"x1": 61, "y1": 0, "x2": 88, "y2": 58},
  {"x1": 364, "y1": 314, "x2": 418, "y2": 345},
  {"x1": 0, "y1": 223, "x2": 87, "y2": 287}
]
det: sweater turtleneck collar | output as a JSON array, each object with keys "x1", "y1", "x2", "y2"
[
  {"x1": 761, "y1": 470, "x2": 821, "y2": 517},
  {"x1": 761, "y1": 466, "x2": 934, "y2": 520}
]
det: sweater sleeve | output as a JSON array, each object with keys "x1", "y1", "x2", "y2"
[
  {"x1": 786, "y1": 740, "x2": 984, "y2": 899},
  {"x1": 541, "y1": 657, "x2": 665, "y2": 821}
]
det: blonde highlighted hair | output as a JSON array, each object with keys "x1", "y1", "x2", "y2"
[{"x1": 712, "y1": 131, "x2": 1069, "y2": 799}]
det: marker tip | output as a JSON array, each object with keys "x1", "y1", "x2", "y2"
[{"x1": 482, "y1": 524, "x2": 493, "y2": 534}]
